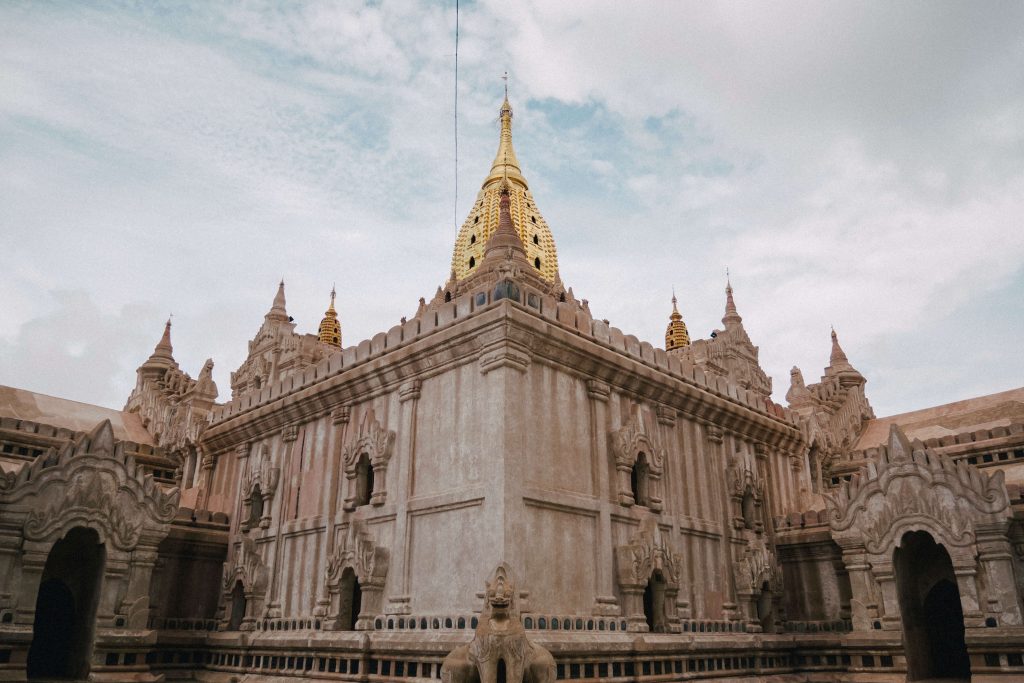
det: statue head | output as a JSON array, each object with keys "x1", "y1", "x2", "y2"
[{"x1": 484, "y1": 563, "x2": 516, "y2": 619}]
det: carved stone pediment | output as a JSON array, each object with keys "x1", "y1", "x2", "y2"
[
  {"x1": 0, "y1": 420, "x2": 178, "y2": 550},
  {"x1": 726, "y1": 462, "x2": 763, "y2": 498},
  {"x1": 244, "y1": 444, "x2": 280, "y2": 498},
  {"x1": 341, "y1": 410, "x2": 395, "y2": 473},
  {"x1": 326, "y1": 521, "x2": 390, "y2": 589},
  {"x1": 733, "y1": 537, "x2": 781, "y2": 595},
  {"x1": 223, "y1": 536, "x2": 270, "y2": 595},
  {"x1": 726, "y1": 452, "x2": 766, "y2": 532},
  {"x1": 241, "y1": 444, "x2": 280, "y2": 531},
  {"x1": 826, "y1": 425, "x2": 1010, "y2": 555},
  {"x1": 323, "y1": 522, "x2": 389, "y2": 630},
  {"x1": 610, "y1": 411, "x2": 667, "y2": 511},
  {"x1": 615, "y1": 519, "x2": 680, "y2": 589},
  {"x1": 611, "y1": 414, "x2": 665, "y2": 474}
]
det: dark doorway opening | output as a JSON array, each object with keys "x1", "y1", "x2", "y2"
[
  {"x1": 28, "y1": 527, "x2": 106, "y2": 680},
  {"x1": 741, "y1": 491, "x2": 757, "y2": 529},
  {"x1": 227, "y1": 580, "x2": 247, "y2": 631},
  {"x1": 643, "y1": 570, "x2": 667, "y2": 632},
  {"x1": 756, "y1": 582, "x2": 774, "y2": 633},
  {"x1": 895, "y1": 530, "x2": 971, "y2": 681},
  {"x1": 354, "y1": 454, "x2": 373, "y2": 507},
  {"x1": 496, "y1": 658, "x2": 507, "y2": 683},
  {"x1": 249, "y1": 484, "x2": 263, "y2": 528},
  {"x1": 339, "y1": 568, "x2": 362, "y2": 631},
  {"x1": 808, "y1": 444, "x2": 821, "y2": 493},
  {"x1": 631, "y1": 453, "x2": 650, "y2": 507}
]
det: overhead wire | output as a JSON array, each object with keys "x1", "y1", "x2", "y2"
[{"x1": 454, "y1": 0, "x2": 459, "y2": 233}]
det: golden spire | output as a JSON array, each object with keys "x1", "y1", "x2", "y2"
[
  {"x1": 450, "y1": 91, "x2": 559, "y2": 282},
  {"x1": 485, "y1": 92, "x2": 525, "y2": 188},
  {"x1": 665, "y1": 290, "x2": 691, "y2": 351},
  {"x1": 318, "y1": 286, "x2": 342, "y2": 348}
]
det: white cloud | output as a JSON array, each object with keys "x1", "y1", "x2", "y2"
[{"x1": 0, "y1": 1, "x2": 1021, "y2": 416}]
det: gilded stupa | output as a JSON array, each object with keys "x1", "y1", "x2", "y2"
[
  {"x1": 664, "y1": 292, "x2": 691, "y2": 351},
  {"x1": 318, "y1": 286, "x2": 342, "y2": 348},
  {"x1": 450, "y1": 95, "x2": 559, "y2": 282}
]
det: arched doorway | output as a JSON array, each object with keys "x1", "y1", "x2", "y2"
[
  {"x1": 27, "y1": 527, "x2": 106, "y2": 680},
  {"x1": 227, "y1": 581, "x2": 247, "y2": 631},
  {"x1": 339, "y1": 568, "x2": 362, "y2": 630},
  {"x1": 895, "y1": 530, "x2": 971, "y2": 681},
  {"x1": 642, "y1": 570, "x2": 667, "y2": 633}
]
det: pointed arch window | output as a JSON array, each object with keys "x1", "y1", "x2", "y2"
[
  {"x1": 249, "y1": 484, "x2": 264, "y2": 528},
  {"x1": 342, "y1": 412, "x2": 395, "y2": 511},
  {"x1": 354, "y1": 454, "x2": 374, "y2": 508},
  {"x1": 631, "y1": 453, "x2": 651, "y2": 507},
  {"x1": 611, "y1": 417, "x2": 665, "y2": 512}
]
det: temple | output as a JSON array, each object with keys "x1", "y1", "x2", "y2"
[{"x1": 1, "y1": 95, "x2": 1023, "y2": 682}]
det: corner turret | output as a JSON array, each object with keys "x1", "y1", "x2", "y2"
[
  {"x1": 230, "y1": 281, "x2": 331, "y2": 398},
  {"x1": 126, "y1": 319, "x2": 219, "y2": 452},
  {"x1": 267, "y1": 280, "x2": 289, "y2": 323},
  {"x1": 785, "y1": 328, "x2": 875, "y2": 496},
  {"x1": 139, "y1": 319, "x2": 178, "y2": 380},
  {"x1": 825, "y1": 327, "x2": 865, "y2": 386},
  {"x1": 682, "y1": 278, "x2": 772, "y2": 398}
]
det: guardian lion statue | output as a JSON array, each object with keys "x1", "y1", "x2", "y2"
[{"x1": 441, "y1": 563, "x2": 557, "y2": 683}]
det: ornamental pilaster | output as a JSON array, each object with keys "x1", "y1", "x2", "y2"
[{"x1": 389, "y1": 379, "x2": 422, "y2": 614}]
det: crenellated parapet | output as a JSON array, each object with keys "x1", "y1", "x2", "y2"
[{"x1": 207, "y1": 287, "x2": 798, "y2": 439}]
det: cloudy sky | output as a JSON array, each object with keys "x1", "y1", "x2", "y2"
[{"x1": 2, "y1": 1, "x2": 1022, "y2": 417}]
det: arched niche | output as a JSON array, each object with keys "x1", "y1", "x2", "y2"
[
  {"x1": 240, "y1": 444, "x2": 279, "y2": 532},
  {"x1": 727, "y1": 458, "x2": 765, "y2": 534},
  {"x1": 611, "y1": 415, "x2": 665, "y2": 512},
  {"x1": 615, "y1": 520, "x2": 681, "y2": 632},
  {"x1": 220, "y1": 536, "x2": 269, "y2": 631},
  {"x1": 341, "y1": 411, "x2": 395, "y2": 510},
  {"x1": 323, "y1": 522, "x2": 388, "y2": 631}
]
